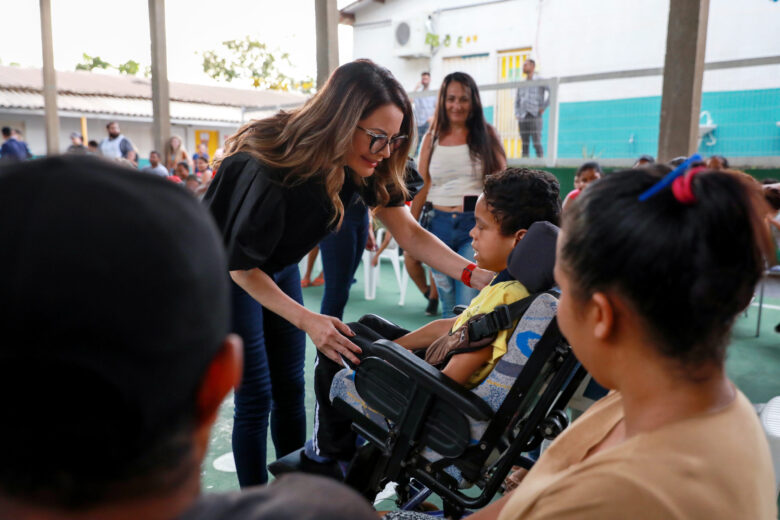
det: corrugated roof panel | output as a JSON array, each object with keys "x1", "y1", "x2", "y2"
[
  {"x1": 0, "y1": 89, "x2": 245, "y2": 123},
  {"x1": 0, "y1": 66, "x2": 307, "y2": 109},
  {"x1": 58, "y1": 95, "x2": 152, "y2": 117},
  {"x1": 0, "y1": 90, "x2": 44, "y2": 110}
]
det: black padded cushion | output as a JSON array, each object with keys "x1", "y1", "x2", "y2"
[{"x1": 507, "y1": 221, "x2": 559, "y2": 293}]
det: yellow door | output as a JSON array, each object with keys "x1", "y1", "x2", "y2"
[
  {"x1": 194, "y1": 130, "x2": 220, "y2": 159},
  {"x1": 496, "y1": 48, "x2": 531, "y2": 159}
]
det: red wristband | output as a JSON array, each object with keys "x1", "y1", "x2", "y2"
[{"x1": 461, "y1": 262, "x2": 477, "y2": 287}]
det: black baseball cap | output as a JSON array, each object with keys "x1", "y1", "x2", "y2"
[{"x1": 0, "y1": 155, "x2": 230, "y2": 485}]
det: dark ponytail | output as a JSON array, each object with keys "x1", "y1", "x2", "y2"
[{"x1": 560, "y1": 169, "x2": 769, "y2": 369}]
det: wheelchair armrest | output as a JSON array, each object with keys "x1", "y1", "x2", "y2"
[
  {"x1": 369, "y1": 339, "x2": 493, "y2": 422},
  {"x1": 357, "y1": 314, "x2": 410, "y2": 341}
]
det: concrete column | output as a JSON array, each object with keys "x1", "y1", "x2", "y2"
[
  {"x1": 315, "y1": 0, "x2": 340, "y2": 89},
  {"x1": 39, "y1": 0, "x2": 60, "y2": 155},
  {"x1": 657, "y1": 0, "x2": 710, "y2": 162},
  {"x1": 148, "y1": 0, "x2": 171, "y2": 155}
]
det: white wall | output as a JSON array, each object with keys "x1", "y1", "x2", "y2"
[
  {"x1": 350, "y1": 0, "x2": 780, "y2": 101},
  {"x1": 0, "y1": 111, "x2": 237, "y2": 158}
]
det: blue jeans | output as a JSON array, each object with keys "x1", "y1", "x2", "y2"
[
  {"x1": 428, "y1": 208, "x2": 479, "y2": 318},
  {"x1": 319, "y1": 200, "x2": 369, "y2": 320},
  {"x1": 230, "y1": 263, "x2": 307, "y2": 487}
]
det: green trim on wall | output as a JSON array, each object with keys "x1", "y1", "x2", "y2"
[{"x1": 532, "y1": 167, "x2": 780, "y2": 200}]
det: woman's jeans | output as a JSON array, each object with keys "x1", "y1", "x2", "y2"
[
  {"x1": 428, "y1": 208, "x2": 479, "y2": 318},
  {"x1": 319, "y1": 200, "x2": 369, "y2": 320},
  {"x1": 310, "y1": 200, "x2": 368, "y2": 460},
  {"x1": 231, "y1": 263, "x2": 307, "y2": 487}
]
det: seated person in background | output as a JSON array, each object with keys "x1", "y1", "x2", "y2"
[
  {"x1": 175, "y1": 160, "x2": 191, "y2": 182},
  {"x1": 142, "y1": 150, "x2": 169, "y2": 177},
  {"x1": 195, "y1": 155, "x2": 213, "y2": 182},
  {"x1": 0, "y1": 156, "x2": 377, "y2": 520},
  {"x1": 185, "y1": 174, "x2": 202, "y2": 193},
  {"x1": 192, "y1": 142, "x2": 210, "y2": 164},
  {"x1": 562, "y1": 161, "x2": 602, "y2": 209},
  {"x1": 706, "y1": 154, "x2": 729, "y2": 170},
  {"x1": 632, "y1": 154, "x2": 655, "y2": 168},
  {"x1": 763, "y1": 182, "x2": 780, "y2": 257},
  {"x1": 307, "y1": 167, "x2": 561, "y2": 471},
  {"x1": 460, "y1": 166, "x2": 778, "y2": 520},
  {"x1": 763, "y1": 182, "x2": 780, "y2": 333}
]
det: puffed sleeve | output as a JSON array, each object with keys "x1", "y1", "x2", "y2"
[{"x1": 203, "y1": 153, "x2": 286, "y2": 272}]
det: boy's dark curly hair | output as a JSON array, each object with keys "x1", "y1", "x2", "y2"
[{"x1": 483, "y1": 168, "x2": 561, "y2": 236}]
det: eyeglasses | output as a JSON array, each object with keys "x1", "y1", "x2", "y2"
[{"x1": 356, "y1": 126, "x2": 408, "y2": 155}]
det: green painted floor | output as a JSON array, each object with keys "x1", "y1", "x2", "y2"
[{"x1": 201, "y1": 259, "x2": 780, "y2": 512}]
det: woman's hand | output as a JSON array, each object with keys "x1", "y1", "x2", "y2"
[
  {"x1": 229, "y1": 268, "x2": 363, "y2": 366},
  {"x1": 301, "y1": 312, "x2": 363, "y2": 365},
  {"x1": 470, "y1": 266, "x2": 495, "y2": 291}
]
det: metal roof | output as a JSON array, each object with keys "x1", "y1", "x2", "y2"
[
  {"x1": 0, "y1": 89, "x2": 255, "y2": 124},
  {"x1": 0, "y1": 66, "x2": 307, "y2": 124},
  {"x1": 0, "y1": 66, "x2": 307, "y2": 109}
]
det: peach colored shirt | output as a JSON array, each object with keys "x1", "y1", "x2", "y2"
[{"x1": 499, "y1": 390, "x2": 776, "y2": 520}]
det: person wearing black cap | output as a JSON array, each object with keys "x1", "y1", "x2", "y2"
[
  {"x1": 0, "y1": 155, "x2": 377, "y2": 520},
  {"x1": 205, "y1": 59, "x2": 496, "y2": 487}
]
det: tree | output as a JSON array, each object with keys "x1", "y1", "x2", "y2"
[
  {"x1": 75, "y1": 54, "x2": 150, "y2": 77},
  {"x1": 200, "y1": 37, "x2": 314, "y2": 93},
  {"x1": 75, "y1": 53, "x2": 112, "y2": 72}
]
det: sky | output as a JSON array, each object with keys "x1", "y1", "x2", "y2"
[{"x1": 1, "y1": 0, "x2": 354, "y2": 87}]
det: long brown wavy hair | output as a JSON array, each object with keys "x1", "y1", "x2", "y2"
[
  {"x1": 217, "y1": 59, "x2": 414, "y2": 226},
  {"x1": 430, "y1": 72, "x2": 506, "y2": 179}
]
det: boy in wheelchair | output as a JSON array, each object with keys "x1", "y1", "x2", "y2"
[{"x1": 304, "y1": 167, "x2": 562, "y2": 477}]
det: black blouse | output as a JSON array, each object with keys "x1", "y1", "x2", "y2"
[{"x1": 204, "y1": 152, "x2": 421, "y2": 273}]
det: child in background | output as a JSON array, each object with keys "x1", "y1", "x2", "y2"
[
  {"x1": 195, "y1": 155, "x2": 213, "y2": 182},
  {"x1": 185, "y1": 174, "x2": 202, "y2": 193},
  {"x1": 562, "y1": 161, "x2": 602, "y2": 209},
  {"x1": 707, "y1": 155, "x2": 729, "y2": 170},
  {"x1": 174, "y1": 161, "x2": 191, "y2": 182}
]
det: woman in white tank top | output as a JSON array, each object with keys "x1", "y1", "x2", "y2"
[{"x1": 411, "y1": 72, "x2": 507, "y2": 317}]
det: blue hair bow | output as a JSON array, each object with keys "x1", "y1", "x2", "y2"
[{"x1": 638, "y1": 154, "x2": 702, "y2": 202}]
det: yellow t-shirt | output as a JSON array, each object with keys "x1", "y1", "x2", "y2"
[
  {"x1": 498, "y1": 390, "x2": 777, "y2": 520},
  {"x1": 451, "y1": 279, "x2": 529, "y2": 389}
]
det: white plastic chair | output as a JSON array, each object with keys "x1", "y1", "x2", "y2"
[
  {"x1": 754, "y1": 267, "x2": 780, "y2": 337},
  {"x1": 363, "y1": 228, "x2": 409, "y2": 305},
  {"x1": 758, "y1": 396, "x2": 780, "y2": 496}
]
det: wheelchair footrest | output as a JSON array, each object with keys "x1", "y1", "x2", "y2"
[
  {"x1": 267, "y1": 447, "x2": 344, "y2": 481},
  {"x1": 267, "y1": 447, "x2": 305, "y2": 477}
]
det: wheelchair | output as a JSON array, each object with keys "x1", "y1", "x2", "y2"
[{"x1": 271, "y1": 222, "x2": 591, "y2": 519}]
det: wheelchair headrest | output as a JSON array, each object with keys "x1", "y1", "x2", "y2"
[{"x1": 507, "y1": 221, "x2": 559, "y2": 293}]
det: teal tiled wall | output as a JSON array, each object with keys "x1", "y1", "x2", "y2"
[
  {"x1": 556, "y1": 88, "x2": 780, "y2": 159},
  {"x1": 699, "y1": 88, "x2": 780, "y2": 157}
]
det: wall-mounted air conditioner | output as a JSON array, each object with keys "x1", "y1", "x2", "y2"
[{"x1": 392, "y1": 18, "x2": 431, "y2": 59}]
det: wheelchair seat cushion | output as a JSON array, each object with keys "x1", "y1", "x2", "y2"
[
  {"x1": 329, "y1": 293, "x2": 559, "y2": 486},
  {"x1": 418, "y1": 293, "x2": 559, "y2": 479}
]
